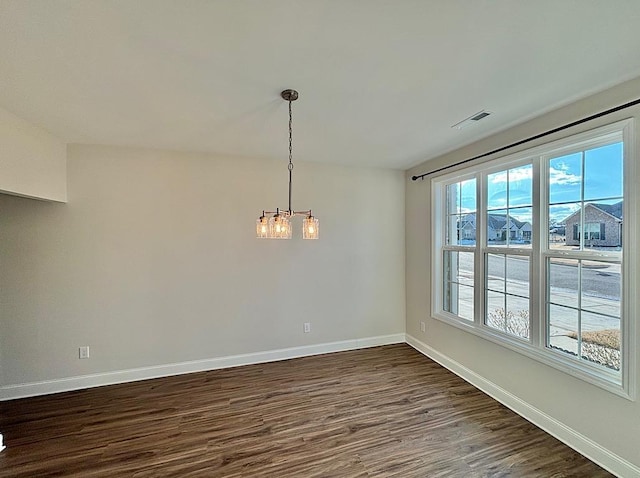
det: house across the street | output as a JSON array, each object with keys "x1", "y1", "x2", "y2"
[
  {"x1": 459, "y1": 213, "x2": 532, "y2": 243},
  {"x1": 564, "y1": 201, "x2": 623, "y2": 247}
]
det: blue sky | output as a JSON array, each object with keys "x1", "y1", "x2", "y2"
[
  {"x1": 547, "y1": 142, "x2": 623, "y2": 223},
  {"x1": 453, "y1": 141, "x2": 623, "y2": 225}
]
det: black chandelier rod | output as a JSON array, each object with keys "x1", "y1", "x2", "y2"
[
  {"x1": 288, "y1": 95, "x2": 293, "y2": 213},
  {"x1": 411, "y1": 97, "x2": 640, "y2": 181}
]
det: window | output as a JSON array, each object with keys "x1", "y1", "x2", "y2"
[
  {"x1": 432, "y1": 120, "x2": 634, "y2": 397},
  {"x1": 546, "y1": 140, "x2": 623, "y2": 375},
  {"x1": 572, "y1": 223, "x2": 604, "y2": 241},
  {"x1": 483, "y1": 164, "x2": 533, "y2": 340},
  {"x1": 585, "y1": 222, "x2": 603, "y2": 241},
  {"x1": 443, "y1": 179, "x2": 476, "y2": 321}
]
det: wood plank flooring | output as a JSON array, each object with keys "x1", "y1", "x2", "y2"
[{"x1": 0, "y1": 344, "x2": 612, "y2": 477}]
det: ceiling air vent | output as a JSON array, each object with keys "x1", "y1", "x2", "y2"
[{"x1": 451, "y1": 110, "x2": 492, "y2": 130}]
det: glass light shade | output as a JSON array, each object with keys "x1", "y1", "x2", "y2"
[
  {"x1": 303, "y1": 215, "x2": 319, "y2": 240},
  {"x1": 256, "y1": 216, "x2": 270, "y2": 238},
  {"x1": 269, "y1": 213, "x2": 292, "y2": 239}
]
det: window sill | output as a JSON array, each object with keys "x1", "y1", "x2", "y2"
[{"x1": 432, "y1": 311, "x2": 633, "y2": 401}]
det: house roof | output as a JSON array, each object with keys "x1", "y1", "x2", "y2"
[
  {"x1": 562, "y1": 201, "x2": 623, "y2": 223},
  {"x1": 460, "y1": 213, "x2": 529, "y2": 230},
  {"x1": 487, "y1": 215, "x2": 506, "y2": 230},
  {"x1": 593, "y1": 201, "x2": 623, "y2": 219},
  {"x1": 488, "y1": 214, "x2": 528, "y2": 230}
]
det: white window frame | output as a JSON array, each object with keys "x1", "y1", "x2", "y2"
[
  {"x1": 431, "y1": 119, "x2": 636, "y2": 399},
  {"x1": 440, "y1": 173, "x2": 478, "y2": 322}
]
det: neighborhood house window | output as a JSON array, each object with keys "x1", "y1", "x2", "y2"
[
  {"x1": 432, "y1": 120, "x2": 633, "y2": 397},
  {"x1": 573, "y1": 223, "x2": 604, "y2": 240}
]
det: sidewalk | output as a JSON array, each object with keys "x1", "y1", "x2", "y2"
[{"x1": 450, "y1": 271, "x2": 620, "y2": 343}]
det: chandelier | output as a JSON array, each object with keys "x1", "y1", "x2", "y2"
[{"x1": 256, "y1": 89, "x2": 319, "y2": 240}]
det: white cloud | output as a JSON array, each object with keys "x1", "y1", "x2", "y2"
[
  {"x1": 489, "y1": 172, "x2": 508, "y2": 183},
  {"x1": 509, "y1": 167, "x2": 533, "y2": 182},
  {"x1": 488, "y1": 195, "x2": 508, "y2": 208},
  {"x1": 549, "y1": 162, "x2": 581, "y2": 185},
  {"x1": 549, "y1": 204, "x2": 580, "y2": 222},
  {"x1": 489, "y1": 166, "x2": 533, "y2": 184}
]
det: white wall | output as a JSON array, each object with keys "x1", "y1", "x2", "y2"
[
  {"x1": 406, "y1": 77, "x2": 640, "y2": 472},
  {"x1": 0, "y1": 144, "x2": 405, "y2": 389},
  {"x1": 0, "y1": 106, "x2": 67, "y2": 202}
]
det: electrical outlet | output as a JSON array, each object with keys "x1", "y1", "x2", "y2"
[
  {"x1": 303, "y1": 322, "x2": 311, "y2": 333},
  {"x1": 79, "y1": 346, "x2": 90, "y2": 359},
  {"x1": 420, "y1": 321, "x2": 426, "y2": 333}
]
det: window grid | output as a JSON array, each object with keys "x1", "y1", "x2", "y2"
[
  {"x1": 484, "y1": 252, "x2": 531, "y2": 340},
  {"x1": 442, "y1": 179, "x2": 477, "y2": 322},
  {"x1": 431, "y1": 120, "x2": 633, "y2": 397}
]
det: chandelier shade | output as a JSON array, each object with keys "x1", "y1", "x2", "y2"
[
  {"x1": 256, "y1": 89, "x2": 319, "y2": 240},
  {"x1": 256, "y1": 214, "x2": 269, "y2": 238},
  {"x1": 269, "y1": 210, "x2": 292, "y2": 239},
  {"x1": 302, "y1": 215, "x2": 319, "y2": 240}
]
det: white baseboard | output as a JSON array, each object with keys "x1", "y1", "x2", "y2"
[
  {"x1": 3, "y1": 332, "x2": 637, "y2": 477},
  {"x1": 0, "y1": 333, "x2": 405, "y2": 402},
  {"x1": 406, "y1": 334, "x2": 640, "y2": 478}
]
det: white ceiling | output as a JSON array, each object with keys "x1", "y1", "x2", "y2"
[{"x1": 2, "y1": 1, "x2": 640, "y2": 169}]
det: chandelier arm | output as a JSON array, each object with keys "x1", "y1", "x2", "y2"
[
  {"x1": 263, "y1": 209, "x2": 291, "y2": 215},
  {"x1": 262, "y1": 209, "x2": 311, "y2": 216}
]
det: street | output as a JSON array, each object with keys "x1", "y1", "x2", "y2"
[
  {"x1": 457, "y1": 253, "x2": 620, "y2": 301},
  {"x1": 451, "y1": 252, "x2": 621, "y2": 348}
]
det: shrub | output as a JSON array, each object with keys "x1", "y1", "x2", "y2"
[
  {"x1": 580, "y1": 343, "x2": 620, "y2": 370},
  {"x1": 487, "y1": 308, "x2": 529, "y2": 339},
  {"x1": 566, "y1": 329, "x2": 621, "y2": 371}
]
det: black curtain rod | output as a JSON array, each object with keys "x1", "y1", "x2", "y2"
[{"x1": 411, "y1": 97, "x2": 640, "y2": 181}]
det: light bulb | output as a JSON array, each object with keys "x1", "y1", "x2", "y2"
[
  {"x1": 303, "y1": 215, "x2": 319, "y2": 240},
  {"x1": 256, "y1": 215, "x2": 270, "y2": 238},
  {"x1": 269, "y1": 213, "x2": 291, "y2": 239}
]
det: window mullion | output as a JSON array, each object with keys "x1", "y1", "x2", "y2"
[
  {"x1": 475, "y1": 172, "x2": 486, "y2": 326},
  {"x1": 577, "y1": 261, "x2": 583, "y2": 359},
  {"x1": 621, "y1": 119, "x2": 636, "y2": 398},
  {"x1": 531, "y1": 156, "x2": 543, "y2": 348},
  {"x1": 580, "y1": 150, "x2": 585, "y2": 250}
]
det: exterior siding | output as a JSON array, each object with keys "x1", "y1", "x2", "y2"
[{"x1": 564, "y1": 205, "x2": 622, "y2": 247}]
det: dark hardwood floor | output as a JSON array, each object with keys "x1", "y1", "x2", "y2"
[{"x1": 0, "y1": 344, "x2": 611, "y2": 477}]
